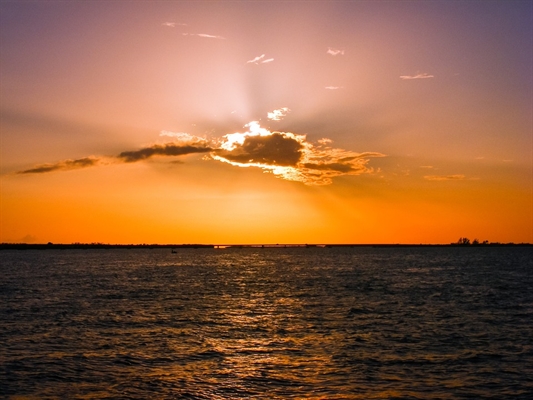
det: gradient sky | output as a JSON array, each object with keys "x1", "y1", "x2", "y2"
[{"x1": 1, "y1": 1, "x2": 532, "y2": 244}]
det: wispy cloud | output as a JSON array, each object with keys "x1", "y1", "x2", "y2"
[
  {"x1": 162, "y1": 22, "x2": 187, "y2": 28},
  {"x1": 400, "y1": 72, "x2": 434, "y2": 80},
  {"x1": 182, "y1": 33, "x2": 226, "y2": 39},
  {"x1": 17, "y1": 122, "x2": 383, "y2": 185},
  {"x1": 424, "y1": 174, "x2": 465, "y2": 181},
  {"x1": 197, "y1": 33, "x2": 226, "y2": 39},
  {"x1": 247, "y1": 54, "x2": 274, "y2": 64},
  {"x1": 18, "y1": 141, "x2": 212, "y2": 174},
  {"x1": 118, "y1": 143, "x2": 212, "y2": 163},
  {"x1": 327, "y1": 47, "x2": 344, "y2": 56},
  {"x1": 267, "y1": 107, "x2": 290, "y2": 121},
  {"x1": 17, "y1": 157, "x2": 102, "y2": 174},
  {"x1": 325, "y1": 86, "x2": 343, "y2": 90},
  {"x1": 247, "y1": 54, "x2": 265, "y2": 63},
  {"x1": 159, "y1": 131, "x2": 204, "y2": 142}
]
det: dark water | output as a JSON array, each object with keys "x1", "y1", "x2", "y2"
[{"x1": 1, "y1": 247, "x2": 532, "y2": 399}]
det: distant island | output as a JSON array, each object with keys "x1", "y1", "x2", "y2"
[{"x1": 1, "y1": 240, "x2": 531, "y2": 251}]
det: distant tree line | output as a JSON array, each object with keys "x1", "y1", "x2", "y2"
[
  {"x1": 453, "y1": 237, "x2": 527, "y2": 246},
  {"x1": 455, "y1": 237, "x2": 489, "y2": 245}
]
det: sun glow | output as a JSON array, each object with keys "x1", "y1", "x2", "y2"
[
  {"x1": 210, "y1": 121, "x2": 384, "y2": 185},
  {"x1": 218, "y1": 121, "x2": 276, "y2": 151}
]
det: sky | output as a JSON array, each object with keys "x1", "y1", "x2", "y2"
[{"x1": 1, "y1": 0, "x2": 532, "y2": 244}]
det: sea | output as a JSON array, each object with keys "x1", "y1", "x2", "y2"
[{"x1": 1, "y1": 246, "x2": 532, "y2": 399}]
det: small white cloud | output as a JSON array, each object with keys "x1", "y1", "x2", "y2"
[
  {"x1": 247, "y1": 54, "x2": 265, "y2": 64},
  {"x1": 162, "y1": 22, "x2": 187, "y2": 28},
  {"x1": 247, "y1": 54, "x2": 273, "y2": 64},
  {"x1": 327, "y1": 47, "x2": 344, "y2": 56},
  {"x1": 325, "y1": 86, "x2": 343, "y2": 90},
  {"x1": 197, "y1": 33, "x2": 226, "y2": 39},
  {"x1": 400, "y1": 73, "x2": 434, "y2": 80},
  {"x1": 182, "y1": 33, "x2": 226, "y2": 39},
  {"x1": 267, "y1": 107, "x2": 290, "y2": 121},
  {"x1": 419, "y1": 165, "x2": 434, "y2": 169}
]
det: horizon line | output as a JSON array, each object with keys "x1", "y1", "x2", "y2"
[{"x1": 1, "y1": 242, "x2": 531, "y2": 248}]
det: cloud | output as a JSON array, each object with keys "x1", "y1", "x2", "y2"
[
  {"x1": 212, "y1": 122, "x2": 384, "y2": 185},
  {"x1": 424, "y1": 174, "x2": 465, "y2": 181},
  {"x1": 197, "y1": 33, "x2": 226, "y2": 39},
  {"x1": 162, "y1": 22, "x2": 188, "y2": 28},
  {"x1": 182, "y1": 33, "x2": 226, "y2": 39},
  {"x1": 215, "y1": 133, "x2": 302, "y2": 166},
  {"x1": 17, "y1": 122, "x2": 384, "y2": 185},
  {"x1": 247, "y1": 54, "x2": 265, "y2": 63},
  {"x1": 17, "y1": 157, "x2": 101, "y2": 174},
  {"x1": 159, "y1": 131, "x2": 205, "y2": 143},
  {"x1": 325, "y1": 86, "x2": 343, "y2": 90},
  {"x1": 118, "y1": 143, "x2": 212, "y2": 163},
  {"x1": 247, "y1": 54, "x2": 274, "y2": 64},
  {"x1": 18, "y1": 141, "x2": 211, "y2": 174},
  {"x1": 267, "y1": 107, "x2": 290, "y2": 121},
  {"x1": 327, "y1": 47, "x2": 345, "y2": 56},
  {"x1": 400, "y1": 73, "x2": 434, "y2": 80}
]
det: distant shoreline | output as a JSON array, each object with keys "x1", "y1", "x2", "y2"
[{"x1": 1, "y1": 243, "x2": 531, "y2": 250}]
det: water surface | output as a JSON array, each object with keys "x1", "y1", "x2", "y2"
[{"x1": 1, "y1": 247, "x2": 532, "y2": 398}]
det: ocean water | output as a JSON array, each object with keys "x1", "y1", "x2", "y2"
[{"x1": 1, "y1": 247, "x2": 532, "y2": 399}]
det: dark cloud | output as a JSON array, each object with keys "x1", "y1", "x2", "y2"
[
  {"x1": 17, "y1": 143, "x2": 212, "y2": 174},
  {"x1": 302, "y1": 162, "x2": 355, "y2": 173},
  {"x1": 117, "y1": 143, "x2": 212, "y2": 163},
  {"x1": 210, "y1": 122, "x2": 385, "y2": 185},
  {"x1": 17, "y1": 157, "x2": 100, "y2": 174},
  {"x1": 215, "y1": 133, "x2": 303, "y2": 166}
]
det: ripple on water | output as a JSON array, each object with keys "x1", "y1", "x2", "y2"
[{"x1": 1, "y1": 247, "x2": 532, "y2": 399}]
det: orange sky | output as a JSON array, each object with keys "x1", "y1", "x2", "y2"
[{"x1": 1, "y1": 1, "x2": 531, "y2": 244}]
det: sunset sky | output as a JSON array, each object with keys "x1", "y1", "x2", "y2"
[{"x1": 1, "y1": 1, "x2": 531, "y2": 244}]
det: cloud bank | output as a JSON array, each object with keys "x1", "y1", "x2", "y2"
[{"x1": 17, "y1": 123, "x2": 384, "y2": 185}]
